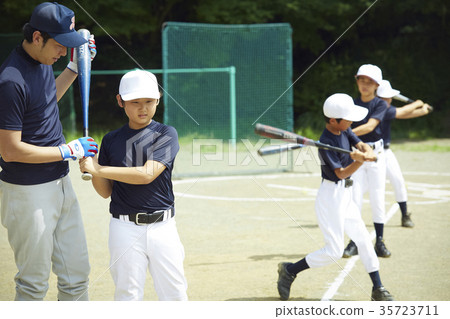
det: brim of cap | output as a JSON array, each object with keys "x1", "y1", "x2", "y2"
[
  {"x1": 50, "y1": 30, "x2": 87, "y2": 48},
  {"x1": 121, "y1": 91, "x2": 160, "y2": 101},
  {"x1": 355, "y1": 74, "x2": 381, "y2": 85},
  {"x1": 377, "y1": 88, "x2": 400, "y2": 98},
  {"x1": 343, "y1": 104, "x2": 368, "y2": 122}
]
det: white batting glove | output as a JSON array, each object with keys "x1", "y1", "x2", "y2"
[
  {"x1": 67, "y1": 34, "x2": 97, "y2": 74},
  {"x1": 59, "y1": 137, "x2": 98, "y2": 161}
]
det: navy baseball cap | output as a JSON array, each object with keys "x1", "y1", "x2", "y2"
[{"x1": 29, "y1": 2, "x2": 87, "y2": 48}]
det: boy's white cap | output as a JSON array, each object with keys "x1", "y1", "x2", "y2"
[
  {"x1": 355, "y1": 64, "x2": 382, "y2": 84},
  {"x1": 323, "y1": 93, "x2": 368, "y2": 122},
  {"x1": 376, "y1": 79, "x2": 400, "y2": 98},
  {"x1": 119, "y1": 69, "x2": 160, "y2": 101}
]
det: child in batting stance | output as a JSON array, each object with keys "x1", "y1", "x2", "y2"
[
  {"x1": 79, "y1": 69, "x2": 188, "y2": 301},
  {"x1": 377, "y1": 79, "x2": 433, "y2": 227},
  {"x1": 344, "y1": 64, "x2": 391, "y2": 258},
  {"x1": 277, "y1": 93, "x2": 394, "y2": 301}
]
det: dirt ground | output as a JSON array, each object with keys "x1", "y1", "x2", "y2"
[{"x1": 1, "y1": 140, "x2": 449, "y2": 302}]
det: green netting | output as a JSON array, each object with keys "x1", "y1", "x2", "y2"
[
  {"x1": 0, "y1": 34, "x2": 75, "y2": 135},
  {"x1": 162, "y1": 22, "x2": 294, "y2": 140},
  {"x1": 161, "y1": 23, "x2": 298, "y2": 177}
]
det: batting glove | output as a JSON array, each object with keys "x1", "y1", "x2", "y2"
[
  {"x1": 59, "y1": 137, "x2": 98, "y2": 161},
  {"x1": 67, "y1": 34, "x2": 97, "y2": 74}
]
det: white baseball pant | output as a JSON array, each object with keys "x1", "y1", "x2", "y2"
[
  {"x1": 352, "y1": 140, "x2": 386, "y2": 224},
  {"x1": 306, "y1": 179, "x2": 379, "y2": 273},
  {"x1": 0, "y1": 176, "x2": 90, "y2": 301},
  {"x1": 109, "y1": 216, "x2": 188, "y2": 301},
  {"x1": 385, "y1": 148, "x2": 408, "y2": 202}
]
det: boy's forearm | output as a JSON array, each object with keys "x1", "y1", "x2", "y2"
[
  {"x1": 94, "y1": 161, "x2": 166, "y2": 185},
  {"x1": 352, "y1": 118, "x2": 379, "y2": 136},
  {"x1": 335, "y1": 161, "x2": 363, "y2": 180}
]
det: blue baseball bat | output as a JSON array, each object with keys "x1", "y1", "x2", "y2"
[{"x1": 76, "y1": 29, "x2": 93, "y2": 181}]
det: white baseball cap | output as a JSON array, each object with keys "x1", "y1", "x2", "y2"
[
  {"x1": 376, "y1": 79, "x2": 400, "y2": 98},
  {"x1": 355, "y1": 64, "x2": 382, "y2": 84},
  {"x1": 119, "y1": 69, "x2": 160, "y2": 101},
  {"x1": 323, "y1": 93, "x2": 368, "y2": 122}
]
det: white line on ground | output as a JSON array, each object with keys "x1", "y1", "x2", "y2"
[{"x1": 320, "y1": 203, "x2": 399, "y2": 301}]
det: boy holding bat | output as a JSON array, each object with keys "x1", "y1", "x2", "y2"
[
  {"x1": 0, "y1": 2, "x2": 97, "y2": 300},
  {"x1": 344, "y1": 64, "x2": 391, "y2": 258},
  {"x1": 377, "y1": 79, "x2": 433, "y2": 227},
  {"x1": 79, "y1": 70, "x2": 188, "y2": 301},
  {"x1": 277, "y1": 93, "x2": 393, "y2": 301}
]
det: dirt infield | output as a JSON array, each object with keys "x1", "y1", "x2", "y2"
[{"x1": 1, "y1": 140, "x2": 449, "y2": 301}]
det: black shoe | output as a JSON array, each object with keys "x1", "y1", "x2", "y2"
[
  {"x1": 375, "y1": 237, "x2": 391, "y2": 258},
  {"x1": 401, "y1": 213, "x2": 415, "y2": 228},
  {"x1": 372, "y1": 286, "x2": 394, "y2": 301},
  {"x1": 277, "y1": 262, "x2": 296, "y2": 300},
  {"x1": 343, "y1": 240, "x2": 358, "y2": 258}
]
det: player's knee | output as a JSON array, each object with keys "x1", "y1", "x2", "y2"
[
  {"x1": 326, "y1": 244, "x2": 344, "y2": 260},
  {"x1": 15, "y1": 278, "x2": 48, "y2": 301}
]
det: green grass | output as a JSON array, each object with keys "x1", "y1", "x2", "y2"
[{"x1": 390, "y1": 140, "x2": 450, "y2": 152}]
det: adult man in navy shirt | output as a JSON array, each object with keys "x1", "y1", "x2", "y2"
[{"x1": 0, "y1": 2, "x2": 98, "y2": 300}]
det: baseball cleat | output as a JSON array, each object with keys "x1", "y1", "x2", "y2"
[
  {"x1": 401, "y1": 214, "x2": 415, "y2": 228},
  {"x1": 277, "y1": 262, "x2": 296, "y2": 301},
  {"x1": 343, "y1": 240, "x2": 358, "y2": 258},
  {"x1": 375, "y1": 237, "x2": 391, "y2": 258},
  {"x1": 371, "y1": 286, "x2": 394, "y2": 301}
]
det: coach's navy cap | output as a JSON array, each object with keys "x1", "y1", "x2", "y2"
[{"x1": 29, "y1": 2, "x2": 87, "y2": 48}]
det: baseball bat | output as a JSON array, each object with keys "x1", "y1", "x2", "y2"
[
  {"x1": 393, "y1": 94, "x2": 434, "y2": 112},
  {"x1": 393, "y1": 94, "x2": 414, "y2": 104},
  {"x1": 254, "y1": 123, "x2": 377, "y2": 161},
  {"x1": 258, "y1": 143, "x2": 303, "y2": 156},
  {"x1": 76, "y1": 29, "x2": 93, "y2": 181}
]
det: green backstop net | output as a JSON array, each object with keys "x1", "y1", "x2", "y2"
[{"x1": 162, "y1": 23, "x2": 296, "y2": 177}]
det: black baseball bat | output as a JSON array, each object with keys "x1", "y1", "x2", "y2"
[{"x1": 254, "y1": 123, "x2": 377, "y2": 161}]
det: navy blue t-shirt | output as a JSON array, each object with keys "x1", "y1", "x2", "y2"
[
  {"x1": 98, "y1": 121, "x2": 179, "y2": 215},
  {"x1": 0, "y1": 45, "x2": 68, "y2": 185},
  {"x1": 319, "y1": 128, "x2": 361, "y2": 182},
  {"x1": 351, "y1": 96, "x2": 387, "y2": 143},
  {"x1": 381, "y1": 105, "x2": 396, "y2": 146}
]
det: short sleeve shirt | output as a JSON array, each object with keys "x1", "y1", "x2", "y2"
[
  {"x1": 319, "y1": 128, "x2": 361, "y2": 182},
  {"x1": 0, "y1": 45, "x2": 68, "y2": 185},
  {"x1": 351, "y1": 96, "x2": 388, "y2": 143},
  {"x1": 98, "y1": 121, "x2": 180, "y2": 215}
]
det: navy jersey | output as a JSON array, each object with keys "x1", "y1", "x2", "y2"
[
  {"x1": 98, "y1": 121, "x2": 180, "y2": 215},
  {"x1": 351, "y1": 96, "x2": 387, "y2": 143},
  {"x1": 0, "y1": 45, "x2": 68, "y2": 185},
  {"x1": 381, "y1": 105, "x2": 396, "y2": 146},
  {"x1": 319, "y1": 128, "x2": 361, "y2": 182}
]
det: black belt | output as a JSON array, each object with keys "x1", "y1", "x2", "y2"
[
  {"x1": 112, "y1": 208, "x2": 174, "y2": 225},
  {"x1": 322, "y1": 178, "x2": 353, "y2": 188},
  {"x1": 384, "y1": 144, "x2": 390, "y2": 149}
]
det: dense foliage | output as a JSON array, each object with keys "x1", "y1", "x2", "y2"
[{"x1": 1, "y1": 0, "x2": 449, "y2": 139}]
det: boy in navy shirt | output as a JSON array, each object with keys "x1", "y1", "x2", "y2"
[
  {"x1": 344, "y1": 64, "x2": 391, "y2": 258},
  {"x1": 277, "y1": 93, "x2": 393, "y2": 301},
  {"x1": 377, "y1": 79, "x2": 433, "y2": 227},
  {"x1": 80, "y1": 70, "x2": 187, "y2": 301}
]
